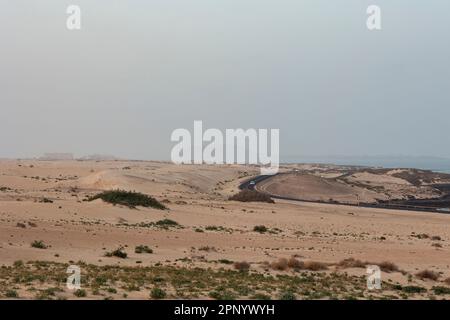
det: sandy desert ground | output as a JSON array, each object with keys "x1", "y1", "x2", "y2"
[{"x1": 1, "y1": 160, "x2": 450, "y2": 300}]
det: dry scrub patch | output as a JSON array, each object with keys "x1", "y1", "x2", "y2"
[{"x1": 0, "y1": 261, "x2": 436, "y2": 300}]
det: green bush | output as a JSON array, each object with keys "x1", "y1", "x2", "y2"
[
  {"x1": 209, "y1": 290, "x2": 236, "y2": 300},
  {"x1": 279, "y1": 291, "x2": 296, "y2": 300},
  {"x1": 155, "y1": 219, "x2": 179, "y2": 227},
  {"x1": 31, "y1": 240, "x2": 47, "y2": 249},
  {"x1": 88, "y1": 190, "x2": 167, "y2": 210},
  {"x1": 402, "y1": 286, "x2": 426, "y2": 294},
  {"x1": 5, "y1": 290, "x2": 19, "y2": 298},
  {"x1": 253, "y1": 225, "x2": 268, "y2": 233},
  {"x1": 74, "y1": 289, "x2": 87, "y2": 297},
  {"x1": 432, "y1": 286, "x2": 450, "y2": 295},
  {"x1": 135, "y1": 245, "x2": 153, "y2": 254},
  {"x1": 150, "y1": 287, "x2": 166, "y2": 299}
]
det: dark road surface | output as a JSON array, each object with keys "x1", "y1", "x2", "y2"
[{"x1": 239, "y1": 173, "x2": 450, "y2": 214}]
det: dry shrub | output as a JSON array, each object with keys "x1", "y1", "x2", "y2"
[
  {"x1": 270, "y1": 258, "x2": 289, "y2": 271},
  {"x1": 229, "y1": 190, "x2": 274, "y2": 203},
  {"x1": 337, "y1": 258, "x2": 366, "y2": 269},
  {"x1": 416, "y1": 269, "x2": 440, "y2": 281},
  {"x1": 233, "y1": 261, "x2": 250, "y2": 271},
  {"x1": 287, "y1": 257, "x2": 304, "y2": 269},
  {"x1": 303, "y1": 261, "x2": 328, "y2": 271},
  {"x1": 378, "y1": 261, "x2": 399, "y2": 273},
  {"x1": 270, "y1": 257, "x2": 328, "y2": 271}
]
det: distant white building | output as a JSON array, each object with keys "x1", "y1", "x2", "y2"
[
  {"x1": 79, "y1": 154, "x2": 119, "y2": 161},
  {"x1": 39, "y1": 153, "x2": 74, "y2": 161}
]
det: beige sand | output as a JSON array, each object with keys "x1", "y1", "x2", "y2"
[{"x1": 1, "y1": 160, "x2": 449, "y2": 298}]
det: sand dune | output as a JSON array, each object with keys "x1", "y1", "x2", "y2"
[{"x1": 1, "y1": 160, "x2": 450, "y2": 299}]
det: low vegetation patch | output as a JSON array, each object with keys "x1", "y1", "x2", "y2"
[
  {"x1": 154, "y1": 219, "x2": 179, "y2": 228},
  {"x1": 432, "y1": 286, "x2": 450, "y2": 295},
  {"x1": 150, "y1": 287, "x2": 166, "y2": 299},
  {"x1": 118, "y1": 219, "x2": 182, "y2": 230},
  {"x1": 233, "y1": 261, "x2": 250, "y2": 271},
  {"x1": 39, "y1": 198, "x2": 53, "y2": 203},
  {"x1": 337, "y1": 258, "x2": 366, "y2": 269},
  {"x1": 271, "y1": 258, "x2": 288, "y2": 271},
  {"x1": 303, "y1": 261, "x2": 328, "y2": 271},
  {"x1": 253, "y1": 225, "x2": 268, "y2": 233},
  {"x1": 0, "y1": 261, "x2": 432, "y2": 300},
  {"x1": 270, "y1": 257, "x2": 328, "y2": 271},
  {"x1": 88, "y1": 190, "x2": 167, "y2": 210},
  {"x1": 336, "y1": 258, "x2": 400, "y2": 274},
  {"x1": 229, "y1": 190, "x2": 274, "y2": 203},
  {"x1": 135, "y1": 245, "x2": 153, "y2": 254},
  {"x1": 416, "y1": 270, "x2": 440, "y2": 281},
  {"x1": 5, "y1": 290, "x2": 18, "y2": 298},
  {"x1": 401, "y1": 285, "x2": 427, "y2": 294},
  {"x1": 31, "y1": 240, "x2": 47, "y2": 249},
  {"x1": 74, "y1": 289, "x2": 87, "y2": 298},
  {"x1": 279, "y1": 291, "x2": 296, "y2": 300},
  {"x1": 204, "y1": 225, "x2": 233, "y2": 233},
  {"x1": 105, "y1": 248, "x2": 128, "y2": 259},
  {"x1": 377, "y1": 261, "x2": 399, "y2": 273}
]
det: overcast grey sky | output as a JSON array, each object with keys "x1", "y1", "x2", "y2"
[{"x1": 1, "y1": 0, "x2": 449, "y2": 161}]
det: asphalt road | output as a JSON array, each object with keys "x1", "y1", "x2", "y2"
[{"x1": 239, "y1": 173, "x2": 449, "y2": 214}]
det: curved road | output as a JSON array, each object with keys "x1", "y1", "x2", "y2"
[{"x1": 239, "y1": 173, "x2": 449, "y2": 214}]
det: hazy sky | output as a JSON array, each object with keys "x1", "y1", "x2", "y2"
[{"x1": 1, "y1": 0, "x2": 449, "y2": 160}]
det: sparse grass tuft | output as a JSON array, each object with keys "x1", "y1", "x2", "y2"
[
  {"x1": 150, "y1": 287, "x2": 166, "y2": 299},
  {"x1": 5, "y1": 290, "x2": 19, "y2": 298},
  {"x1": 74, "y1": 289, "x2": 87, "y2": 298},
  {"x1": 402, "y1": 285, "x2": 427, "y2": 294},
  {"x1": 279, "y1": 291, "x2": 296, "y2": 300},
  {"x1": 31, "y1": 240, "x2": 47, "y2": 249},
  {"x1": 253, "y1": 225, "x2": 268, "y2": 233},
  {"x1": 154, "y1": 219, "x2": 179, "y2": 227},
  {"x1": 135, "y1": 245, "x2": 153, "y2": 254},
  {"x1": 218, "y1": 259, "x2": 233, "y2": 265}
]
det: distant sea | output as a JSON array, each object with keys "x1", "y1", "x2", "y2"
[{"x1": 282, "y1": 156, "x2": 450, "y2": 174}]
